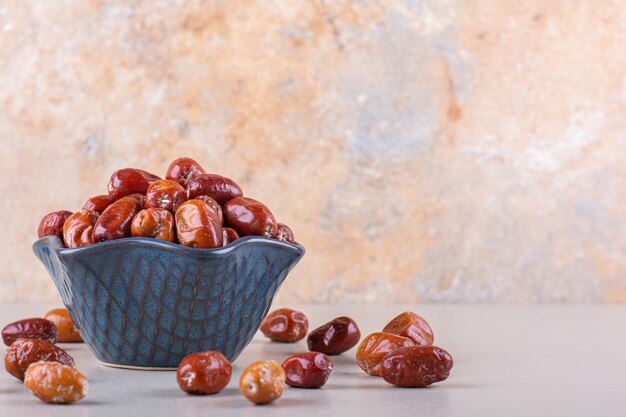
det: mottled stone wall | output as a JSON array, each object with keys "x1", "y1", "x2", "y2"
[{"x1": 1, "y1": 0, "x2": 625, "y2": 303}]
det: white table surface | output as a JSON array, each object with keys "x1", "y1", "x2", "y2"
[{"x1": 0, "y1": 303, "x2": 624, "y2": 417}]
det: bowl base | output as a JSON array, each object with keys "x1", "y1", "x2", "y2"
[{"x1": 99, "y1": 361, "x2": 177, "y2": 371}]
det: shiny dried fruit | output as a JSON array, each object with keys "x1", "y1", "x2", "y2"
[
  {"x1": 146, "y1": 179, "x2": 187, "y2": 213},
  {"x1": 276, "y1": 223, "x2": 295, "y2": 243},
  {"x1": 281, "y1": 352, "x2": 333, "y2": 388},
  {"x1": 24, "y1": 361, "x2": 87, "y2": 404},
  {"x1": 82, "y1": 195, "x2": 113, "y2": 214},
  {"x1": 239, "y1": 360, "x2": 285, "y2": 405},
  {"x1": 260, "y1": 308, "x2": 308, "y2": 343},
  {"x1": 381, "y1": 345, "x2": 453, "y2": 388},
  {"x1": 187, "y1": 174, "x2": 243, "y2": 205},
  {"x1": 62, "y1": 210, "x2": 99, "y2": 248},
  {"x1": 2, "y1": 318, "x2": 57, "y2": 346},
  {"x1": 222, "y1": 227, "x2": 239, "y2": 246},
  {"x1": 4, "y1": 339, "x2": 75, "y2": 381},
  {"x1": 131, "y1": 208, "x2": 176, "y2": 242},
  {"x1": 44, "y1": 309, "x2": 83, "y2": 343},
  {"x1": 307, "y1": 316, "x2": 361, "y2": 355},
  {"x1": 175, "y1": 200, "x2": 224, "y2": 248},
  {"x1": 355, "y1": 332, "x2": 414, "y2": 376},
  {"x1": 93, "y1": 194, "x2": 144, "y2": 242},
  {"x1": 37, "y1": 211, "x2": 73, "y2": 239},
  {"x1": 176, "y1": 351, "x2": 232, "y2": 395},
  {"x1": 107, "y1": 168, "x2": 160, "y2": 201},
  {"x1": 166, "y1": 157, "x2": 206, "y2": 186},
  {"x1": 382, "y1": 311, "x2": 434, "y2": 345},
  {"x1": 224, "y1": 197, "x2": 277, "y2": 238},
  {"x1": 193, "y1": 195, "x2": 224, "y2": 223}
]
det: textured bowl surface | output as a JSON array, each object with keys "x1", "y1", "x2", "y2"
[{"x1": 33, "y1": 235, "x2": 304, "y2": 368}]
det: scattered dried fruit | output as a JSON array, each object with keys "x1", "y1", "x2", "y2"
[
  {"x1": 355, "y1": 332, "x2": 414, "y2": 376},
  {"x1": 44, "y1": 308, "x2": 83, "y2": 343},
  {"x1": 382, "y1": 312, "x2": 434, "y2": 345},
  {"x1": 307, "y1": 316, "x2": 361, "y2": 355},
  {"x1": 381, "y1": 345, "x2": 453, "y2": 388},
  {"x1": 239, "y1": 360, "x2": 286, "y2": 405},
  {"x1": 260, "y1": 308, "x2": 308, "y2": 343},
  {"x1": 2, "y1": 318, "x2": 57, "y2": 346},
  {"x1": 5, "y1": 339, "x2": 75, "y2": 381},
  {"x1": 24, "y1": 361, "x2": 87, "y2": 404},
  {"x1": 282, "y1": 352, "x2": 333, "y2": 388},
  {"x1": 176, "y1": 351, "x2": 232, "y2": 395}
]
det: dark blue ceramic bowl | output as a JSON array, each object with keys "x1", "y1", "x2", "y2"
[{"x1": 33, "y1": 235, "x2": 304, "y2": 369}]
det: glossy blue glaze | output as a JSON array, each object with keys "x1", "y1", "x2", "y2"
[{"x1": 33, "y1": 235, "x2": 305, "y2": 368}]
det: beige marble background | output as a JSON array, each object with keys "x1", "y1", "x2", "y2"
[{"x1": 1, "y1": 0, "x2": 625, "y2": 303}]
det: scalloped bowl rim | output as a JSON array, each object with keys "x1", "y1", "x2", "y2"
[{"x1": 35, "y1": 235, "x2": 305, "y2": 258}]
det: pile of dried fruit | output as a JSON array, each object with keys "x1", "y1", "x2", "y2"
[
  {"x1": 2, "y1": 308, "x2": 452, "y2": 405},
  {"x1": 37, "y1": 157, "x2": 295, "y2": 249}
]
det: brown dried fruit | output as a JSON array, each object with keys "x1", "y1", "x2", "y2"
[
  {"x1": 62, "y1": 210, "x2": 99, "y2": 248},
  {"x1": 281, "y1": 352, "x2": 333, "y2": 388},
  {"x1": 93, "y1": 194, "x2": 144, "y2": 242},
  {"x1": 176, "y1": 351, "x2": 232, "y2": 395},
  {"x1": 107, "y1": 168, "x2": 160, "y2": 201},
  {"x1": 37, "y1": 211, "x2": 73, "y2": 239},
  {"x1": 5, "y1": 339, "x2": 75, "y2": 381},
  {"x1": 2, "y1": 318, "x2": 57, "y2": 346},
  {"x1": 44, "y1": 308, "x2": 83, "y2": 343},
  {"x1": 239, "y1": 360, "x2": 285, "y2": 405},
  {"x1": 130, "y1": 208, "x2": 176, "y2": 242},
  {"x1": 175, "y1": 200, "x2": 224, "y2": 248},
  {"x1": 24, "y1": 361, "x2": 87, "y2": 404},
  {"x1": 145, "y1": 179, "x2": 187, "y2": 213},
  {"x1": 223, "y1": 197, "x2": 277, "y2": 238},
  {"x1": 193, "y1": 195, "x2": 224, "y2": 223},
  {"x1": 382, "y1": 311, "x2": 434, "y2": 345},
  {"x1": 222, "y1": 227, "x2": 239, "y2": 246},
  {"x1": 82, "y1": 195, "x2": 113, "y2": 214},
  {"x1": 381, "y1": 345, "x2": 453, "y2": 388},
  {"x1": 355, "y1": 332, "x2": 414, "y2": 376},
  {"x1": 260, "y1": 308, "x2": 308, "y2": 343},
  {"x1": 276, "y1": 223, "x2": 295, "y2": 243},
  {"x1": 186, "y1": 174, "x2": 243, "y2": 205},
  {"x1": 166, "y1": 157, "x2": 206, "y2": 186},
  {"x1": 307, "y1": 316, "x2": 361, "y2": 355}
]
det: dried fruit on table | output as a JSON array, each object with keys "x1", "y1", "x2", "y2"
[
  {"x1": 381, "y1": 345, "x2": 453, "y2": 388},
  {"x1": 176, "y1": 351, "x2": 232, "y2": 395},
  {"x1": 260, "y1": 308, "x2": 309, "y2": 343},
  {"x1": 24, "y1": 361, "x2": 87, "y2": 404},
  {"x1": 5, "y1": 339, "x2": 75, "y2": 381},
  {"x1": 239, "y1": 360, "x2": 286, "y2": 405}
]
